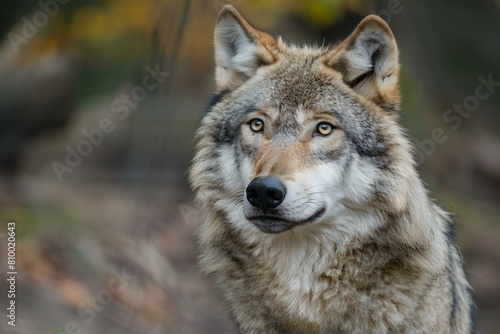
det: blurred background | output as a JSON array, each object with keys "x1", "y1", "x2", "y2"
[{"x1": 0, "y1": 0, "x2": 499, "y2": 333}]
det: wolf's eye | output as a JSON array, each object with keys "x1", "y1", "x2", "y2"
[
  {"x1": 249, "y1": 118, "x2": 264, "y2": 133},
  {"x1": 316, "y1": 122, "x2": 335, "y2": 136}
]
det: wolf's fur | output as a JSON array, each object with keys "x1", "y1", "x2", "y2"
[{"x1": 189, "y1": 6, "x2": 475, "y2": 334}]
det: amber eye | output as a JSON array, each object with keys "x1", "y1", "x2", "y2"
[
  {"x1": 249, "y1": 118, "x2": 264, "y2": 133},
  {"x1": 316, "y1": 122, "x2": 335, "y2": 136}
]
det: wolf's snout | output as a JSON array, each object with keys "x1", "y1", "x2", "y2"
[{"x1": 246, "y1": 176, "x2": 286, "y2": 212}]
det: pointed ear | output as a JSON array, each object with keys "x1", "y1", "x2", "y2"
[
  {"x1": 214, "y1": 5, "x2": 277, "y2": 91},
  {"x1": 326, "y1": 15, "x2": 400, "y2": 111}
]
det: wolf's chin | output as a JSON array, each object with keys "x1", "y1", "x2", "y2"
[{"x1": 247, "y1": 206, "x2": 326, "y2": 233}]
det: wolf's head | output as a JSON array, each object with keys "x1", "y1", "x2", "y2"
[{"x1": 191, "y1": 6, "x2": 423, "y2": 239}]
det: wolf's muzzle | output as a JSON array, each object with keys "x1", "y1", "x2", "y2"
[{"x1": 246, "y1": 176, "x2": 286, "y2": 213}]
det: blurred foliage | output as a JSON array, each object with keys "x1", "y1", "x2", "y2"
[{"x1": 4, "y1": 0, "x2": 158, "y2": 100}]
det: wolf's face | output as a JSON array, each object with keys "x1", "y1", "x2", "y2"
[
  {"x1": 192, "y1": 6, "x2": 415, "y2": 236},
  {"x1": 228, "y1": 58, "x2": 380, "y2": 234}
]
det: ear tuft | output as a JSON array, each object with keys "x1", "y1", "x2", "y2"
[
  {"x1": 214, "y1": 6, "x2": 277, "y2": 91},
  {"x1": 327, "y1": 15, "x2": 400, "y2": 111}
]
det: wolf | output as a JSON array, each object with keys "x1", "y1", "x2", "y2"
[{"x1": 189, "y1": 5, "x2": 476, "y2": 334}]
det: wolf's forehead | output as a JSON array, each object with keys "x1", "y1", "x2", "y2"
[{"x1": 256, "y1": 61, "x2": 344, "y2": 113}]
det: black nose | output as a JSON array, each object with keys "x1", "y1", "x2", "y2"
[{"x1": 246, "y1": 176, "x2": 286, "y2": 212}]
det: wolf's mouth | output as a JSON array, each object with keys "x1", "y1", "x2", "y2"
[{"x1": 247, "y1": 206, "x2": 326, "y2": 233}]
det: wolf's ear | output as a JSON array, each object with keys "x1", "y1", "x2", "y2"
[
  {"x1": 214, "y1": 5, "x2": 277, "y2": 91},
  {"x1": 326, "y1": 15, "x2": 400, "y2": 111}
]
